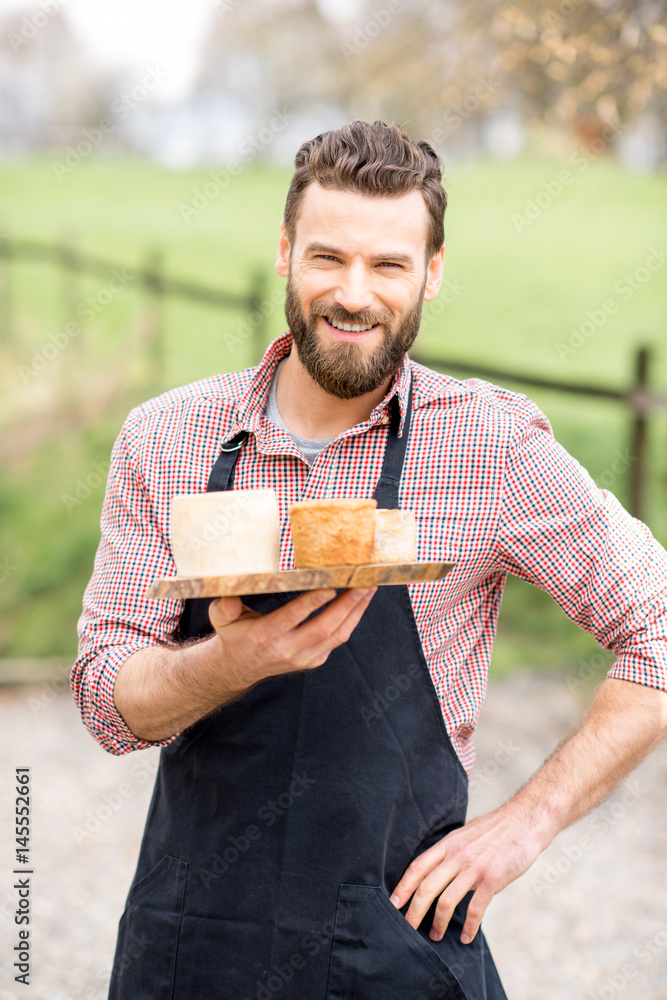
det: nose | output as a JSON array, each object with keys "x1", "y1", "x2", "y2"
[{"x1": 333, "y1": 261, "x2": 374, "y2": 315}]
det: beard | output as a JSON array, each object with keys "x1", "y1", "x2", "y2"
[{"x1": 284, "y1": 273, "x2": 425, "y2": 399}]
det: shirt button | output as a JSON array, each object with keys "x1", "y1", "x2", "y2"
[{"x1": 381, "y1": 414, "x2": 390, "y2": 425}]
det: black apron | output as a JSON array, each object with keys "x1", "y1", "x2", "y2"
[{"x1": 108, "y1": 379, "x2": 508, "y2": 1000}]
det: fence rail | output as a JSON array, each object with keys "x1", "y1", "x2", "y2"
[
  {"x1": 0, "y1": 235, "x2": 269, "y2": 373},
  {"x1": 412, "y1": 348, "x2": 667, "y2": 522},
  {"x1": 2, "y1": 236, "x2": 665, "y2": 523}
]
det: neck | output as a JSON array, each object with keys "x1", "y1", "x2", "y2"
[{"x1": 275, "y1": 344, "x2": 393, "y2": 439}]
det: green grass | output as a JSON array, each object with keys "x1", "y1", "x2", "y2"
[{"x1": 0, "y1": 153, "x2": 666, "y2": 673}]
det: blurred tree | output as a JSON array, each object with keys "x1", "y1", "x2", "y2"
[
  {"x1": 0, "y1": 10, "x2": 102, "y2": 153},
  {"x1": 483, "y1": 0, "x2": 667, "y2": 143},
  {"x1": 198, "y1": 0, "x2": 344, "y2": 119},
  {"x1": 197, "y1": 0, "x2": 667, "y2": 160}
]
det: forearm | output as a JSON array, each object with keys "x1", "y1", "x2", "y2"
[
  {"x1": 112, "y1": 587, "x2": 372, "y2": 744},
  {"x1": 113, "y1": 636, "x2": 251, "y2": 743},
  {"x1": 509, "y1": 676, "x2": 667, "y2": 843}
]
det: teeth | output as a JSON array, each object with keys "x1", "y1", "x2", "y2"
[{"x1": 327, "y1": 318, "x2": 376, "y2": 333}]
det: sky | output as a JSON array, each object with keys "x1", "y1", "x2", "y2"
[
  {"x1": 1, "y1": 0, "x2": 214, "y2": 101},
  {"x1": 0, "y1": 0, "x2": 361, "y2": 102}
]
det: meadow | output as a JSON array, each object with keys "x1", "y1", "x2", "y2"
[{"x1": 0, "y1": 153, "x2": 665, "y2": 681}]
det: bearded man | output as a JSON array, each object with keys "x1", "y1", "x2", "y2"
[{"x1": 72, "y1": 120, "x2": 667, "y2": 1000}]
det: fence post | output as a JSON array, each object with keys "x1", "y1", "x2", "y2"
[
  {"x1": 629, "y1": 346, "x2": 650, "y2": 521},
  {"x1": 59, "y1": 235, "x2": 83, "y2": 382},
  {"x1": 144, "y1": 249, "x2": 165, "y2": 383},
  {"x1": 59, "y1": 234, "x2": 81, "y2": 327},
  {"x1": 249, "y1": 270, "x2": 268, "y2": 365},
  {"x1": 0, "y1": 233, "x2": 12, "y2": 345}
]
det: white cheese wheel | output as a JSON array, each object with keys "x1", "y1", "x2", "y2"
[
  {"x1": 170, "y1": 489, "x2": 280, "y2": 577},
  {"x1": 373, "y1": 509, "x2": 417, "y2": 563}
]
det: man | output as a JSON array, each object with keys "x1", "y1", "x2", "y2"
[{"x1": 72, "y1": 120, "x2": 667, "y2": 999}]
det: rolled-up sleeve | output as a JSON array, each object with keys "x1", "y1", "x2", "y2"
[
  {"x1": 495, "y1": 403, "x2": 667, "y2": 691},
  {"x1": 71, "y1": 409, "x2": 185, "y2": 755}
]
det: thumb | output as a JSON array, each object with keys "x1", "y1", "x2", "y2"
[{"x1": 208, "y1": 596, "x2": 244, "y2": 631}]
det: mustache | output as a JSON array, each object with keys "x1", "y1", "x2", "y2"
[{"x1": 310, "y1": 302, "x2": 392, "y2": 328}]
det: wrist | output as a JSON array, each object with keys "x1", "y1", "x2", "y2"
[
  {"x1": 506, "y1": 780, "x2": 569, "y2": 849},
  {"x1": 178, "y1": 632, "x2": 254, "y2": 707}
]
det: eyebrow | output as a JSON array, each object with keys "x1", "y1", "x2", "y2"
[{"x1": 303, "y1": 242, "x2": 416, "y2": 266}]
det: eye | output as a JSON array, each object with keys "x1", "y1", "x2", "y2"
[
  {"x1": 315, "y1": 254, "x2": 339, "y2": 262},
  {"x1": 378, "y1": 261, "x2": 402, "y2": 268}
]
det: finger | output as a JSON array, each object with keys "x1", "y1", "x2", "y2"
[
  {"x1": 291, "y1": 588, "x2": 377, "y2": 666},
  {"x1": 260, "y1": 588, "x2": 338, "y2": 643},
  {"x1": 428, "y1": 872, "x2": 477, "y2": 941},
  {"x1": 459, "y1": 887, "x2": 494, "y2": 945},
  {"x1": 209, "y1": 596, "x2": 245, "y2": 629},
  {"x1": 389, "y1": 840, "x2": 448, "y2": 910},
  {"x1": 403, "y1": 860, "x2": 460, "y2": 931},
  {"x1": 236, "y1": 602, "x2": 262, "y2": 621}
]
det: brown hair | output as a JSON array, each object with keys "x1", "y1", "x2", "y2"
[{"x1": 283, "y1": 120, "x2": 446, "y2": 261}]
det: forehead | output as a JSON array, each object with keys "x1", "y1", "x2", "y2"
[{"x1": 292, "y1": 182, "x2": 431, "y2": 257}]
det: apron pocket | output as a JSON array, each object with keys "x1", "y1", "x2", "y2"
[
  {"x1": 109, "y1": 854, "x2": 188, "y2": 1000},
  {"x1": 326, "y1": 883, "x2": 468, "y2": 1000}
]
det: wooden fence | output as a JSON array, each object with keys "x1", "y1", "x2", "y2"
[
  {"x1": 0, "y1": 236, "x2": 270, "y2": 377},
  {"x1": 411, "y1": 348, "x2": 667, "y2": 523},
  {"x1": 2, "y1": 236, "x2": 666, "y2": 522}
]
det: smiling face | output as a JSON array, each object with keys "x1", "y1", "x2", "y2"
[{"x1": 276, "y1": 182, "x2": 444, "y2": 399}]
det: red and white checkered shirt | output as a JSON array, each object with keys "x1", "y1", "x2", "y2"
[{"x1": 72, "y1": 332, "x2": 667, "y2": 773}]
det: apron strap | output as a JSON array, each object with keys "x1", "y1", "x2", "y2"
[
  {"x1": 206, "y1": 370, "x2": 414, "y2": 501},
  {"x1": 205, "y1": 430, "x2": 248, "y2": 493},
  {"x1": 372, "y1": 372, "x2": 413, "y2": 510},
  {"x1": 175, "y1": 371, "x2": 414, "y2": 641}
]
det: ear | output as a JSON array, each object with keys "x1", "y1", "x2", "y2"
[
  {"x1": 423, "y1": 244, "x2": 445, "y2": 302},
  {"x1": 276, "y1": 221, "x2": 290, "y2": 278}
]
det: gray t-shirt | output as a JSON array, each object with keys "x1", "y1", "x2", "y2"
[{"x1": 265, "y1": 360, "x2": 335, "y2": 466}]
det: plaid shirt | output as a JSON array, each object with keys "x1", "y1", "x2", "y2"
[{"x1": 72, "y1": 332, "x2": 667, "y2": 773}]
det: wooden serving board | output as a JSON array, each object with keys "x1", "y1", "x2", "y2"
[{"x1": 147, "y1": 561, "x2": 454, "y2": 599}]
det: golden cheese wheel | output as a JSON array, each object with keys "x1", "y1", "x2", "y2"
[{"x1": 289, "y1": 498, "x2": 377, "y2": 568}]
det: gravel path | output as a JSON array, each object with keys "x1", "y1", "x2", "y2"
[{"x1": 0, "y1": 671, "x2": 665, "y2": 1000}]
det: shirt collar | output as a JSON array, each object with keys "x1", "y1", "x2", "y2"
[{"x1": 230, "y1": 331, "x2": 412, "y2": 443}]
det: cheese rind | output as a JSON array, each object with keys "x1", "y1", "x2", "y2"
[
  {"x1": 170, "y1": 489, "x2": 280, "y2": 576},
  {"x1": 373, "y1": 509, "x2": 417, "y2": 563},
  {"x1": 289, "y1": 498, "x2": 377, "y2": 568}
]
